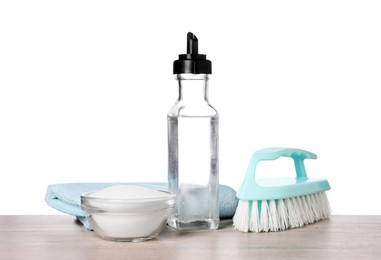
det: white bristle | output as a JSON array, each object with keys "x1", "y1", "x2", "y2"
[
  {"x1": 285, "y1": 198, "x2": 298, "y2": 228},
  {"x1": 311, "y1": 193, "x2": 323, "y2": 220},
  {"x1": 295, "y1": 197, "x2": 307, "y2": 224},
  {"x1": 233, "y1": 191, "x2": 331, "y2": 233},
  {"x1": 277, "y1": 198, "x2": 288, "y2": 230},
  {"x1": 305, "y1": 194, "x2": 316, "y2": 221},
  {"x1": 249, "y1": 200, "x2": 260, "y2": 233},
  {"x1": 260, "y1": 200, "x2": 269, "y2": 232},
  {"x1": 291, "y1": 197, "x2": 304, "y2": 227},
  {"x1": 268, "y1": 200, "x2": 279, "y2": 231},
  {"x1": 300, "y1": 195, "x2": 314, "y2": 224},
  {"x1": 319, "y1": 192, "x2": 331, "y2": 219},
  {"x1": 232, "y1": 200, "x2": 250, "y2": 232}
]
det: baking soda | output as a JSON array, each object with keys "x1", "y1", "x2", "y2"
[
  {"x1": 90, "y1": 185, "x2": 172, "y2": 199},
  {"x1": 84, "y1": 185, "x2": 174, "y2": 241}
]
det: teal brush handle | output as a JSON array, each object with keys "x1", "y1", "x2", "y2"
[
  {"x1": 237, "y1": 147, "x2": 330, "y2": 200},
  {"x1": 247, "y1": 147, "x2": 317, "y2": 179}
]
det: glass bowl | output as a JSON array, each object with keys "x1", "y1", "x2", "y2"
[{"x1": 81, "y1": 190, "x2": 175, "y2": 242}]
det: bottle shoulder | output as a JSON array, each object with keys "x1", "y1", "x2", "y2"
[{"x1": 168, "y1": 101, "x2": 218, "y2": 117}]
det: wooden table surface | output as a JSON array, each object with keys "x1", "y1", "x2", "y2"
[{"x1": 0, "y1": 215, "x2": 380, "y2": 259}]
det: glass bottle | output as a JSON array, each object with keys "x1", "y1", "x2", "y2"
[{"x1": 167, "y1": 32, "x2": 219, "y2": 231}]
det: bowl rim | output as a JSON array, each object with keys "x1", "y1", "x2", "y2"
[{"x1": 81, "y1": 189, "x2": 175, "y2": 203}]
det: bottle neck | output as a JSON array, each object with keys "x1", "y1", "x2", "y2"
[{"x1": 176, "y1": 74, "x2": 209, "y2": 103}]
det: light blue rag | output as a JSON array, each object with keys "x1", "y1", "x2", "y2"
[{"x1": 45, "y1": 182, "x2": 238, "y2": 230}]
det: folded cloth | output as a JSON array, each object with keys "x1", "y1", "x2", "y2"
[{"x1": 45, "y1": 182, "x2": 238, "y2": 230}]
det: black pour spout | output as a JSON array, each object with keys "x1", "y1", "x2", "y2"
[
  {"x1": 187, "y1": 32, "x2": 198, "y2": 55},
  {"x1": 173, "y1": 32, "x2": 212, "y2": 74}
]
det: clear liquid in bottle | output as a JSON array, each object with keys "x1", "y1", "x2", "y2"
[{"x1": 167, "y1": 115, "x2": 219, "y2": 230}]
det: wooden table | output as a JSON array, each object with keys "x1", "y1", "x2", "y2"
[{"x1": 0, "y1": 215, "x2": 380, "y2": 259}]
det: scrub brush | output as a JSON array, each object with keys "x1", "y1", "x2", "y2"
[{"x1": 233, "y1": 147, "x2": 331, "y2": 233}]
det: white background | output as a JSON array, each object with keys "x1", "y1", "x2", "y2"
[{"x1": 1, "y1": 0, "x2": 380, "y2": 215}]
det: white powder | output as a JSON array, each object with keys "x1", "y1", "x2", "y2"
[
  {"x1": 90, "y1": 185, "x2": 171, "y2": 199},
  {"x1": 84, "y1": 185, "x2": 174, "y2": 241}
]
